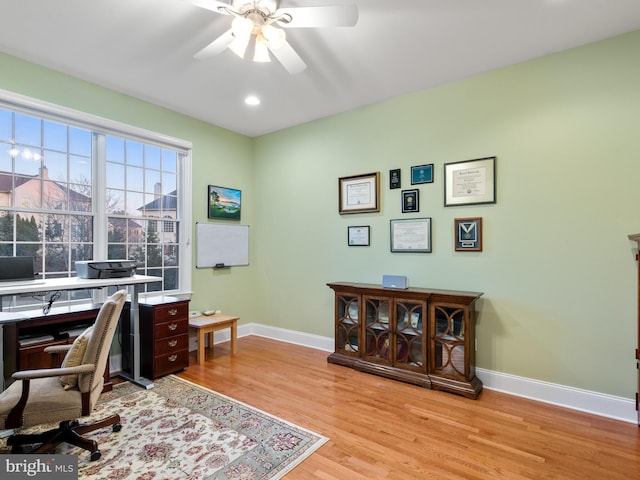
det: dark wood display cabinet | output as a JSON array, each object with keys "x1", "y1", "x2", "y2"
[
  {"x1": 327, "y1": 282, "x2": 483, "y2": 399},
  {"x1": 122, "y1": 297, "x2": 190, "y2": 380}
]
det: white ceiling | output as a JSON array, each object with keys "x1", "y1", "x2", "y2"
[{"x1": 1, "y1": 0, "x2": 639, "y2": 137}]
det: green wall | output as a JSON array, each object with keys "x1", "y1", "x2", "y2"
[
  {"x1": 2, "y1": 29, "x2": 639, "y2": 399},
  {"x1": 252, "y1": 30, "x2": 640, "y2": 399}
]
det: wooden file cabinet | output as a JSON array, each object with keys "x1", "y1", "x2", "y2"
[{"x1": 137, "y1": 299, "x2": 190, "y2": 379}]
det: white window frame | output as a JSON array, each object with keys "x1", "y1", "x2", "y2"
[{"x1": 0, "y1": 88, "x2": 193, "y2": 299}]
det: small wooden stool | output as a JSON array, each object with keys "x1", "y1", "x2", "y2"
[{"x1": 189, "y1": 314, "x2": 239, "y2": 365}]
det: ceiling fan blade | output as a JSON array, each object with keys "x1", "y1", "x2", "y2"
[
  {"x1": 190, "y1": 0, "x2": 236, "y2": 15},
  {"x1": 194, "y1": 29, "x2": 235, "y2": 59},
  {"x1": 269, "y1": 41, "x2": 307, "y2": 75},
  {"x1": 275, "y1": 5, "x2": 358, "y2": 28}
]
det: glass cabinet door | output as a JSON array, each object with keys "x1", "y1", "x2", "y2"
[
  {"x1": 336, "y1": 295, "x2": 360, "y2": 354},
  {"x1": 394, "y1": 300, "x2": 426, "y2": 371},
  {"x1": 363, "y1": 296, "x2": 391, "y2": 364},
  {"x1": 432, "y1": 304, "x2": 467, "y2": 379}
]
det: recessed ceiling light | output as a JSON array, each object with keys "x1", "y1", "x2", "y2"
[{"x1": 245, "y1": 95, "x2": 261, "y2": 106}]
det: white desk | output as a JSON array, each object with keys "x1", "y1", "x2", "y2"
[{"x1": 0, "y1": 275, "x2": 161, "y2": 391}]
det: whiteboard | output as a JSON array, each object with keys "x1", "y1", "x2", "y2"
[{"x1": 196, "y1": 222, "x2": 249, "y2": 268}]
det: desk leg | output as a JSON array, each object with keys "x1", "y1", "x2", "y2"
[
  {"x1": 120, "y1": 284, "x2": 154, "y2": 389},
  {"x1": 198, "y1": 329, "x2": 205, "y2": 365},
  {"x1": 231, "y1": 322, "x2": 238, "y2": 355}
]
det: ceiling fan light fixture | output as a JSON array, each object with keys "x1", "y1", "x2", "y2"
[
  {"x1": 231, "y1": 16, "x2": 254, "y2": 38},
  {"x1": 228, "y1": 34, "x2": 250, "y2": 59},
  {"x1": 261, "y1": 24, "x2": 286, "y2": 50},
  {"x1": 253, "y1": 34, "x2": 271, "y2": 62}
]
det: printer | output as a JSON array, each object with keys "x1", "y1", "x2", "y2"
[{"x1": 75, "y1": 260, "x2": 138, "y2": 279}]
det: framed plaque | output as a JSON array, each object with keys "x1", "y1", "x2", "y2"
[
  {"x1": 389, "y1": 168, "x2": 401, "y2": 189},
  {"x1": 348, "y1": 226, "x2": 370, "y2": 246},
  {"x1": 411, "y1": 164, "x2": 434, "y2": 185},
  {"x1": 390, "y1": 218, "x2": 431, "y2": 253},
  {"x1": 401, "y1": 189, "x2": 419, "y2": 213},
  {"x1": 455, "y1": 217, "x2": 482, "y2": 251},
  {"x1": 339, "y1": 172, "x2": 380, "y2": 214},
  {"x1": 444, "y1": 156, "x2": 496, "y2": 206}
]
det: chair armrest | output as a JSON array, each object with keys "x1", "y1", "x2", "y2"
[
  {"x1": 5, "y1": 364, "x2": 97, "y2": 428},
  {"x1": 12, "y1": 364, "x2": 96, "y2": 380},
  {"x1": 44, "y1": 344, "x2": 72, "y2": 354}
]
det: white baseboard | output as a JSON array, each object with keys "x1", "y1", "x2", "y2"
[{"x1": 111, "y1": 322, "x2": 636, "y2": 424}]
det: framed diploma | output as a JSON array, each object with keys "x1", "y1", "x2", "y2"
[
  {"x1": 339, "y1": 172, "x2": 380, "y2": 214},
  {"x1": 411, "y1": 164, "x2": 434, "y2": 185},
  {"x1": 390, "y1": 218, "x2": 432, "y2": 253},
  {"x1": 444, "y1": 156, "x2": 496, "y2": 206},
  {"x1": 348, "y1": 226, "x2": 370, "y2": 246},
  {"x1": 402, "y1": 189, "x2": 419, "y2": 213},
  {"x1": 455, "y1": 217, "x2": 482, "y2": 251}
]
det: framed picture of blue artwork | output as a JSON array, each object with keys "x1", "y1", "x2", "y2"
[
  {"x1": 208, "y1": 185, "x2": 241, "y2": 221},
  {"x1": 411, "y1": 164, "x2": 434, "y2": 185}
]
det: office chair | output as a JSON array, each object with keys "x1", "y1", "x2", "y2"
[{"x1": 0, "y1": 289, "x2": 127, "y2": 461}]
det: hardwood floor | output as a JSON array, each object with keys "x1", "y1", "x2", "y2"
[{"x1": 177, "y1": 335, "x2": 640, "y2": 479}]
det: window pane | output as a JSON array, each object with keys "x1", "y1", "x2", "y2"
[
  {"x1": 70, "y1": 154, "x2": 91, "y2": 182},
  {"x1": 146, "y1": 145, "x2": 161, "y2": 170},
  {"x1": 44, "y1": 180, "x2": 68, "y2": 210},
  {"x1": 0, "y1": 141, "x2": 12, "y2": 172},
  {"x1": 126, "y1": 191, "x2": 144, "y2": 217},
  {"x1": 70, "y1": 214, "x2": 92, "y2": 242},
  {"x1": 44, "y1": 120, "x2": 67, "y2": 152},
  {"x1": 162, "y1": 150, "x2": 177, "y2": 173},
  {"x1": 0, "y1": 211, "x2": 14, "y2": 241},
  {"x1": 45, "y1": 244, "x2": 69, "y2": 273},
  {"x1": 162, "y1": 172, "x2": 177, "y2": 194},
  {"x1": 44, "y1": 214, "x2": 68, "y2": 242},
  {"x1": 106, "y1": 188, "x2": 125, "y2": 214},
  {"x1": 106, "y1": 136, "x2": 125, "y2": 163},
  {"x1": 0, "y1": 109, "x2": 11, "y2": 141},
  {"x1": 44, "y1": 150, "x2": 68, "y2": 182},
  {"x1": 69, "y1": 127, "x2": 91, "y2": 156},
  {"x1": 15, "y1": 113, "x2": 41, "y2": 146},
  {"x1": 15, "y1": 156, "x2": 41, "y2": 176},
  {"x1": 145, "y1": 169, "x2": 162, "y2": 194},
  {"x1": 106, "y1": 161, "x2": 125, "y2": 188},
  {"x1": 126, "y1": 140, "x2": 143, "y2": 166},
  {"x1": 69, "y1": 184, "x2": 92, "y2": 212},
  {"x1": 15, "y1": 212, "x2": 41, "y2": 241},
  {"x1": 126, "y1": 165, "x2": 144, "y2": 192}
]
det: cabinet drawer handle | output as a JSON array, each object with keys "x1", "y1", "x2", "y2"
[
  {"x1": 168, "y1": 308, "x2": 178, "y2": 316},
  {"x1": 168, "y1": 340, "x2": 178, "y2": 347},
  {"x1": 168, "y1": 354, "x2": 178, "y2": 362},
  {"x1": 168, "y1": 323, "x2": 178, "y2": 331}
]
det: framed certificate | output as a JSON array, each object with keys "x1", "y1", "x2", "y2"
[
  {"x1": 339, "y1": 172, "x2": 380, "y2": 214},
  {"x1": 348, "y1": 226, "x2": 370, "y2": 246},
  {"x1": 411, "y1": 164, "x2": 434, "y2": 185},
  {"x1": 444, "y1": 157, "x2": 496, "y2": 206},
  {"x1": 390, "y1": 218, "x2": 431, "y2": 253},
  {"x1": 455, "y1": 217, "x2": 482, "y2": 251}
]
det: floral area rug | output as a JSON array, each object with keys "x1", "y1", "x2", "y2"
[{"x1": 1, "y1": 375, "x2": 328, "y2": 479}]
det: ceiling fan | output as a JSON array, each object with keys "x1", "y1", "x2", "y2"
[{"x1": 190, "y1": 0, "x2": 359, "y2": 74}]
